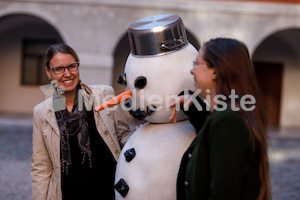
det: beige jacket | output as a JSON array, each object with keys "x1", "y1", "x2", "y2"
[{"x1": 31, "y1": 85, "x2": 131, "y2": 200}]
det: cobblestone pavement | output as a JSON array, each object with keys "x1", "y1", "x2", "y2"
[
  {"x1": 0, "y1": 115, "x2": 299, "y2": 200},
  {"x1": 0, "y1": 115, "x2": 33, "y2": 200},
  {"x1": 268, "y1": 128, "x2": 300, "y2": 200}
]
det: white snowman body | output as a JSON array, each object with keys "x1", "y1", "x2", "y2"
[
  {"x1": 115, "y1": 121, "x2": 195, "y2": 200},
  {"x1": 114, "y1": 43, "x2": 199, "y2": 200}
]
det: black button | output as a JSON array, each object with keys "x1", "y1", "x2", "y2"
[
  {"x1": 115, "y1": 178, "x2": 129, "y2": 197},
  {"x1": 124, "y1": 148, "x2": 136, "y2": 162}
]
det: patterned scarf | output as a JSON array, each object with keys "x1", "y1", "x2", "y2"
[{"x1": 54, "y1": 81, "x2": 93, "y2": 174}]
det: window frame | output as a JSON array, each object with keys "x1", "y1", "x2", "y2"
[{"x1": 21, "y1": 39, "x2": 59, "y2": 86}]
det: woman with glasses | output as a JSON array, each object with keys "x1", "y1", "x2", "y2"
[
  {"x1": 169, "y1": 38, "x2": 271, "y2": 200},
  {"x1": 31, "y1": 43, "x2": 131, "y2": 200}
]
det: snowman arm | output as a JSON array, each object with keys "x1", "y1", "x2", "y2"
[
  {"x1": 111, "y1": 105, "x2": 132, "y2": 148},
  {"x1": 183, "y1": 94, "x2": 210, "y2": 133},
  {"x1": 100, "y1": 85, "x2": 132, "y2": 148}
]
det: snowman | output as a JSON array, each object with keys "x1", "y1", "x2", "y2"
[{"x1": 114, "y1": 14, "x2": 198, "y2": 200}]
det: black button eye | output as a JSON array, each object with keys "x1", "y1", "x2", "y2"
[
  {"x1": 134, "y1": 76, "x2": 147, "y2": 89},
  {"x1": 118, "y1": 73, "x2": 127, "y2": 86}
]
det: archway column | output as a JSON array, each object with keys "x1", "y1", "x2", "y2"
[{"x1": 79, "y1": 53, "x2": 114, "y2": 85}]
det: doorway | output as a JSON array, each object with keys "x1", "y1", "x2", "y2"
[{"x1": 253, "y1": 62, "x2": 283, "y2": 127}]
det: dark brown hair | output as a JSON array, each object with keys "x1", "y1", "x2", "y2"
[
  {"x1": 45, "y1": 43, "x2": 79, "y2": 68},
  {"x1": 203, "y1": 38, "x2": 271, "y2": 200}
]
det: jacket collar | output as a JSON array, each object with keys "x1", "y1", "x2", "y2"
[
  {"x1": 45, "y1": 97, "x2": 60, "y2": 135},
  {"x1": 43, "y1": 87, "x2": 112, "y2": 136}
]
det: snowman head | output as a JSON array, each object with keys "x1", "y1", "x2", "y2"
[{"x1": 118, "y1": 14, "x2": 198, "y2": 123}]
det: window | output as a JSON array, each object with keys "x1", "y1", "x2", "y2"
[{"x1": 22, "y1": 39, "x2": 59, "y2": 85}]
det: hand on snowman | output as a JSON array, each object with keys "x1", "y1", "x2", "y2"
[{"x1": 168, "y1": 94, "x2": 193, "y2": 124}]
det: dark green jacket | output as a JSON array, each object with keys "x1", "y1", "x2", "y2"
[{"x1": 177, "y1": 103, "x2": 260, "y2": 200}]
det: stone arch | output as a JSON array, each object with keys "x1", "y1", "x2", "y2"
[
  {"x1": 0, "y1": 13, "x2": 64, "y2": 114},
  {"x1": 250, "y1": 25, "x2": 300, "y2": 54},
  {"x1": 0, "y1": 9, "x2": 67, "y2": 41},
  {"x1": 252, "y1": 28, "x2": 300, "y2": 128}
]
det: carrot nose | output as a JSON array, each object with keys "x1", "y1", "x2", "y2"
[{"x1": 95, "y1": 90, "x2": 132, "y2": 111}]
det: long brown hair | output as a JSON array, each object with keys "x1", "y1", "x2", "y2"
[{"x1": 203, "y1": 38, "x2": 271, "y2": 200}]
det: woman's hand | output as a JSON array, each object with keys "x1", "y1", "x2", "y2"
[{"x1": 168, "y1": 94, "x2": 193, "y2": 124}]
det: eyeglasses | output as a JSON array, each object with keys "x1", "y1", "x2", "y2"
[
  {"x1": 193, "y1": 61, "x2": 197, "y2": 68},
  {"x1": 193, "y1": 60, "x2": 207, "y2": 68},
  {"x1": 49, "y1": 62, "x2": 79, "y2": 75}
]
